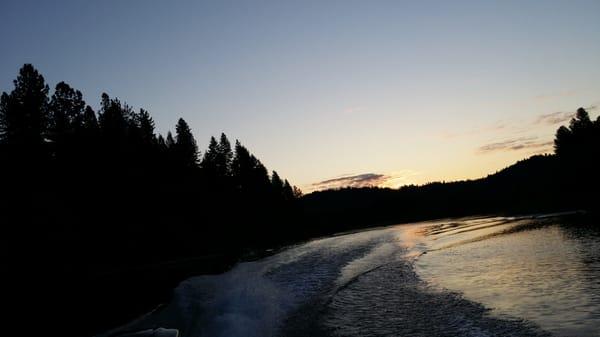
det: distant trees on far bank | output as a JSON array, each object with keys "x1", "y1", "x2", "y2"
[{"x1": 299, "y1": 106, "x2": 600, "y2": 234}]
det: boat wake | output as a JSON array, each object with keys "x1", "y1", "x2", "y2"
[{"x1": 102, "y1": 217, "x2": 554, "y2": 337}]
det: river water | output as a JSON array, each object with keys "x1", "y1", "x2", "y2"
[{"x1": 107, "y1": 213, "x2": 600, "y2": 337}]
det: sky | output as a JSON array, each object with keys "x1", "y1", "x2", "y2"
[{"x1": 1, "y1": 0, "x2": 599, "y2": 192}]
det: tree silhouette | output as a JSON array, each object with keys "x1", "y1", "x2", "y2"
[
  {"x1": 165, "y1": 131, "x2": 175, "y2": 148},
  {"x1": 157, "y1": 134, "x2": 165, "y2": 146},
  {"x1": 81, "y1": 105, "x2": 99, "y2": 133},
  {"x1": 49, "y1": 81, "x2": 85, "y2": 139},
  {"x1": 554, "y1": 107, "x2": 599, "y2": 161},
  {"x1": 271, "y1": 170, "x2": 284, "y2": 197},
  {"x1": 250, "y1": 155, "x2": 271, "y2": 192},
  {"x1": 554, "y1": 125, "x2": 572, "y2": 158},
  {"x1": 232, "y1": 140, "x2": 252, "y2": 192},
  {"x1": 0, "y1": 64, "x2": 49, "y2": 148},
  {"x1": 174, "y1": 118, "x2": 198, "y2": 168},
  {"x1": 98, "y1": 93, "x2": 129, "y2": 145},
  {"x1": 293, "y1": 185, "x2": 303, "y2": 198},
  {"x1": 570, "y1": 108, "x2": 593, "y2": 132},
  {"x1": 201, "y1": 136, "x2": 219, "y2": 178},
  {"x1": 217, "y1": 133, "x2": 233, "y2": 177},
  {"x1": 283, "y1": 179, "x2": 295, "y2": 201},
  {"x1": 49, "y1": 81, "x2": 86, "y2": 163},
  {"x1": 553, "y1": 107, "x2": 599, "y2": 209},
  {"x1": 137, "y1": 109, "x2": 156, "y2": 145}
]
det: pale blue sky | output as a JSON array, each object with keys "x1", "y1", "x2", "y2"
[{"x1": 1, "y1": 0, "x2": 599, "y2": 190}]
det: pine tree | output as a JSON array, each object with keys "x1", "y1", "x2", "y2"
[
  {"x1": 0, "y1": 64, "x2": 49, "y2": 146},
  {"x1": 157, "y1": 134, "x2": 165, "y2": 146},
  {"x1": 271, "y1": 170, "x2": 284, "y2": 197},
  {"x1": 569, "y1": 108, "x2": 593, "y2": 132},
  {"x1": 72, "y1": 105, "x2": 100, "y2": 167},
  {"x1": 98, "y1": 93, "x2": 128, "y2": 142},
  {"x1": 217, "y1": 133, "x2": 233, "y2": 177},
  {"x1": 555, "y1": 108, "x2": 596, "y2": 160},
  {"x1": 554, "y1": 125, "x2": 572, "y2": 158},
  {"x1": 49, "y1": 81, "x2": 85, "y2": 141},
  {"x1": 137, "y1": 109, "x2": 156, "y2": 145},
  {"x1": 202, "y1": 136, "x2": 219, "y2": 176},
  {"x1": 232, "y1": 140, "x2": 252, "y2": 191},
  {"x1": 251, "y1": 155, "x2": 271, "y2": 190},
  {"x1": 292, "y1": 185, "x2": 303, "y2": 198},
  {"x1": 81, "y1": 106, "x2": 99, "y2": 133},
  {"x1": 283, "y1": 179, "x2": 294, "y2": 201},
  {"x1": 174, "y1": 118, "x2": 198, "y2": 168},
  {"x1": 156, "y1": 134, "x2": 168, "y2": 163},
  {"x1": 165, "y1": 131, "x2": 175, "y2": 148}
]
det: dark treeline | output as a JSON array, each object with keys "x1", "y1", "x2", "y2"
[
  {"x1": 0, "y1": 65, "x2": 301, "y2": 335},
  {"x1": 0, "y1": 64, "x2": 302, "y2": 249},
  {"x1": 300, "y1": 107, "x2": 600, "y2": 234}
]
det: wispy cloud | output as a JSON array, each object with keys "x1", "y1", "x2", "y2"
[
  {"x1": 533, "y1": 90, "x2": 577, "y2": 101},
  {"x1": 477, "y1": 136, "x2": 553, "y2": 154},
  {"x1": 342, "y1": 106, "x2": 365, "y2": 114},
  {"x1": 440, "y1": 104, "x2": 599, "y2": 141},
  {"x1": 435, "y1": 120, "x2": 507, "y2": 140},
  {"x1": 535, "y1": 111, "x2": 576, "y2": 125},
  {"x1": 378, "y1": 170, "x2": 422, "y2": 188},
  {"x1": 310, "y1": 170, "x2": 420, "y2": 191},
  {"x1": 535, "y1": 105, "x2": 598, "y2": 125},
  {"x1": 311, "y1": 173, "x2": 388, "y2": 190}
]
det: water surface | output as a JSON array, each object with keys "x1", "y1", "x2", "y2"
[
  {"x1": 104, "y1": 213, "x2": 600, "y2": 337},
  {"x1": 415, "y1": 214, "x2": 600, "y2": 337}
]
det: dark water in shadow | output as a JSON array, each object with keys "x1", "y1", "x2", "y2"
[{"x1": 101, "y1": 213, "x2": 599, "y2": 337}]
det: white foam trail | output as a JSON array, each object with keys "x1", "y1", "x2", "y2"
[
  {"x1": 175, "y1": 262, "x2": 293, "y2": 337},
  {"x1": 161, "y1": 227, "x2": 398, "y2": 337}
]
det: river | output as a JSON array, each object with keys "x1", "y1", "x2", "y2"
[{"x1": 105, "y1": 213, "x2": 600, "y2": 337}]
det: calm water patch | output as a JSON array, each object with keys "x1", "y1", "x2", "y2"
[{"x1": 415, "y1": 214, "x2": 600, "y2": 337}]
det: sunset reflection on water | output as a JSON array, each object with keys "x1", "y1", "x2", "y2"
[{"x1": 413, "y1": 216, "x2": 600, "y2": 337}]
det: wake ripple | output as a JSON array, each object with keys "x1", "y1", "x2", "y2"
[{"x1": 321, "y1": 260, "x2": 550, "y2": 337}]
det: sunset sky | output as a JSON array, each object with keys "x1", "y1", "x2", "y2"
[{"x1": 2, "y1": 1, "x2": 599, "y2": 192}]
